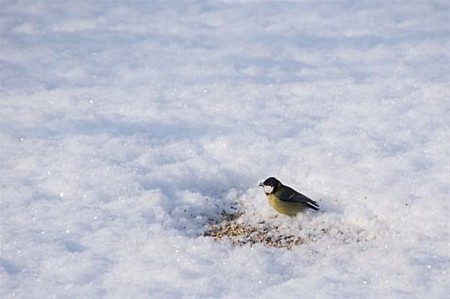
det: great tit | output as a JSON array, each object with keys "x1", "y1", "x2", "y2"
[{"x1": 259, "y1": 177, "x2": 319, "y2": 216}]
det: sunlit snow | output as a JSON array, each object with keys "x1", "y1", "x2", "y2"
[{"x1": 1, "y1": 1, "x2": 449, "y2": 298}]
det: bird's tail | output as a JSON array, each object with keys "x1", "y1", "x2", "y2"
[{"x1": 307, "y1": 200, "x2": 320, "y2": 211}]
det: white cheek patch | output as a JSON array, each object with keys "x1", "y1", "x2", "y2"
[{"x1": 263, "y1": 185, "x2": 274, "y2": 194}]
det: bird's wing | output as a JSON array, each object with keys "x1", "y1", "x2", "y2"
[{"x1": 278, "y1": 187, "x2": 320, "y2": 211}]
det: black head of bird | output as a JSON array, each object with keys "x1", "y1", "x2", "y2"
[{"x1": 259, "y1": 177, "x2": 280, "y2": 194}]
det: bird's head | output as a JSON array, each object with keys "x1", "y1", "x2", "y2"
[{"x1": 258, "y1": 177, "x2": 280, "y2": 194}]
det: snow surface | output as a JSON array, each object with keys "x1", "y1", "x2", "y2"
[{"x1": 1, "y1": 0, "x2": 449, "y2": 298}]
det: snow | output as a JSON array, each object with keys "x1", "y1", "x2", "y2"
[{"x1": 1, "y1": 0, "x2": 449, "y2": 298}]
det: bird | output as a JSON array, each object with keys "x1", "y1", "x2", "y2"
[{"x1": 259, "y1": 177, "x2": 319, "y2": 216}]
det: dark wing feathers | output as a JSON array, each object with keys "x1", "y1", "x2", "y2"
[
  {"x1": 278, "y1": 186, "x2": 320, "y2": 211},
  {"x1": 288, "y1": 193, "x2": 320, "y2": 210}
]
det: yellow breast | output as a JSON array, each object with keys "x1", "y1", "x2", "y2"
[{"x1": 267, "y1": 194, "x2": 305, "y2": 217}]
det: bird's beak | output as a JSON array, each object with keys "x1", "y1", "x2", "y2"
[{"x1": 258, "y1": 182, "x2": 263, "y2": 187}]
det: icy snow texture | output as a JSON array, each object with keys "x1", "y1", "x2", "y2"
[{"x1": 1, "y1": 1, "x2": 449, "y2": 298}]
